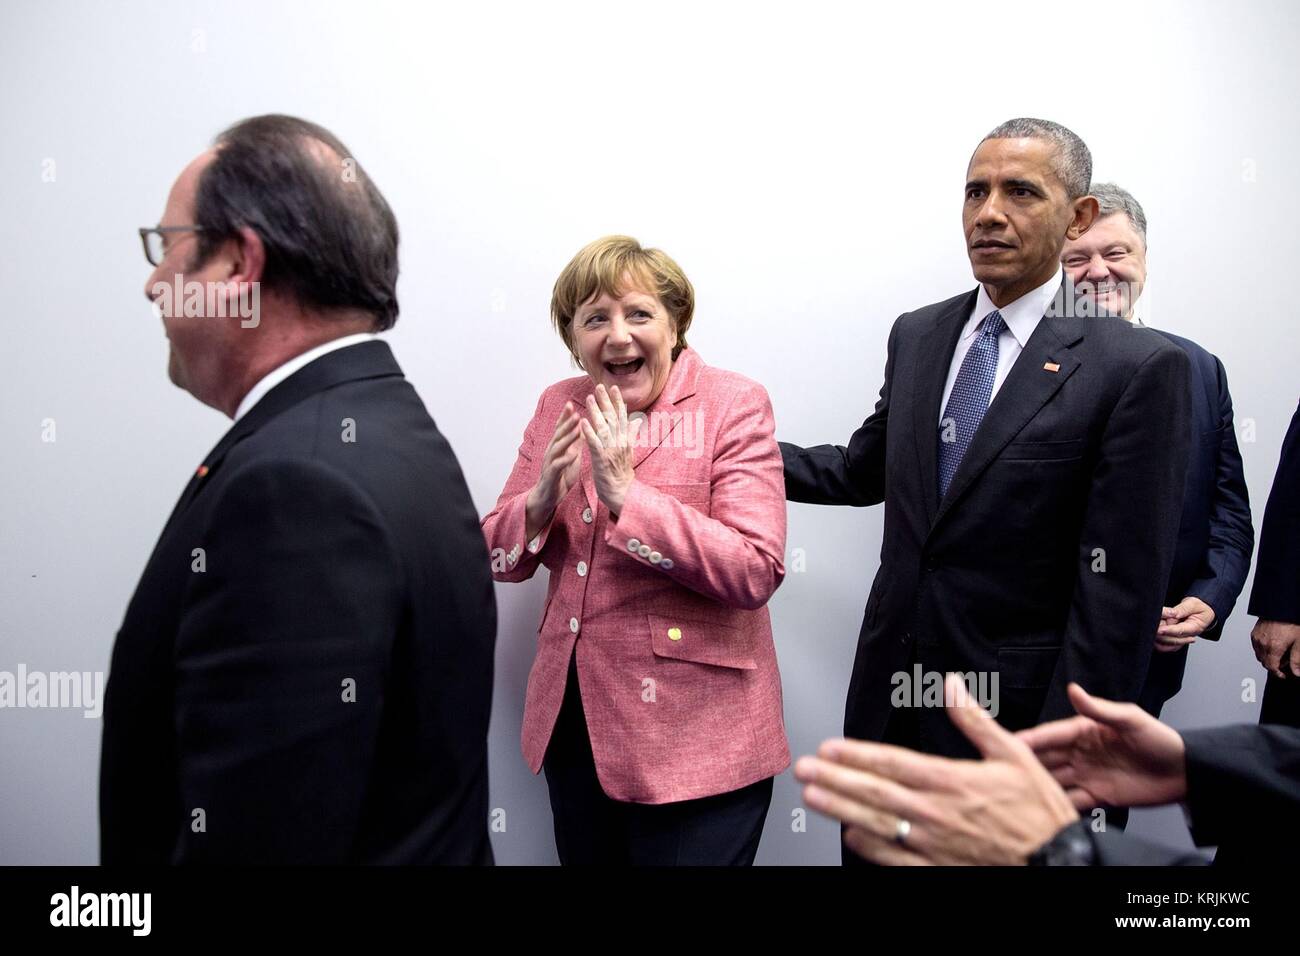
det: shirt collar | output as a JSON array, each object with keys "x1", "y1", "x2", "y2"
[
  {"x1": 969, "y1": 267, "x2": 1064, "y2": 348},
  {"x1": 1129, "y1": 291, "x2": 1147, "y2": 327},
  {"x1": 233, "y1": 332, "x2": 378, "y2": 421}
]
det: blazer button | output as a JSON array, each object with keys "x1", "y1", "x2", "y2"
[
  {"x1": 668, "y1": 627, "x2": 682, "y2": 641},
  {"x1": 660, "y1": 558, "x2": 674, "y2": 570},
  {"x1": 637, "y1": 544, "x2": 651, "y2": 558},
  {"x1": 582, "y1": 507, "x2": 593, "y2": 524},
  {"x1": 648, "y1": 551, "x2": 662, "y2": 564},
  {"x1": 923, "y1": 555, "x2": 939, "y2": 571},
  {"x1": 576, "y1": 561, "x2": 587, "y2": 577},
  {"x1": 569, "y1": 617, "x2": 579, "y2": 634},
  {"x1": 627, "y1": 538, "x2": 640, "y2": 552}
]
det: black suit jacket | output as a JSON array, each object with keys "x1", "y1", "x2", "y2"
[
  {"x1": 1090, "y1": 724, "x2": 1300, "y2": 865},
  {"x1": 1139, "y1": 331, "x2": 1253, "y2": 713},
  {"x1": 1248, "y1": 402, "x2": 1300, "y2": 625},
  {"x1": 100, "y1": 341, "x2": 497, "y2": 864},
  {"x1": 1250, "y1": 402, "x2": 1300, "y2": 727},
  {"x1": 782, "y1": 286, "x2": 1192, "y2": 756}
]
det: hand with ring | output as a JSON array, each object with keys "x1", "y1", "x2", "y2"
[{"x1": 793, "y1": 674, "x2": 1079, "y2": 865}]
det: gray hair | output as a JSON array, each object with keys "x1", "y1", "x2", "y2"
[
  {"x1": 981, "y1": 118, "x2": 1092, "y2": 200},
  {"x1": 1090, "y1": 182, "x2": 1148, "y2": 246}
]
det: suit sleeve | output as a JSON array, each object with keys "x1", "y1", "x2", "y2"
[
  {"x1": 171, "y1": 459, "x2": 403, "y2": 863},
  {"x1": 1184, "y1": 356, "x2": 1254, "y2": 640},
  {"x1": 481, "y1": 391, "x2": 558, "y2": 583},
  {"x1": 1040, "y1": 344, "x2": 1192, "y2": 722},
  {"x1": 1181, "y1": 724, "x2": 1300, "y2": 847},
  {"x1": 1247, "y1": 404, "x2": 1300, "y2": 623},
  {"x1": 607, "y1": 380, "x2": 787, "y2": 610},
  {"x1": 779, "y1": 315, "x2": 898, "y2": 506}
]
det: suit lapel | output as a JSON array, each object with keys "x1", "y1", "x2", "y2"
[
  {"x1": 931, "y1": 300, "x2": 1084, "y2": 530},
  {"x1": 913, "y1": 291, "x2": 976, "y2": 526}
]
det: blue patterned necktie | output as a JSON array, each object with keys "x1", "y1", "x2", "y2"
[{"x1": 937, "y1": 310, "x2": 1007, "y2": 499}]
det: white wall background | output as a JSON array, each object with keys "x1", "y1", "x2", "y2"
[{"x1": 2, "y1": 0, "x2": 1296, "y2": 864}]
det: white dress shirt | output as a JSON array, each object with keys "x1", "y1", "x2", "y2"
[
  {"x1": 938, "y1": 268, "x2": 1064, "y2": 424},
  {"x1": 233, "y1": 333, "x2": 378, "y2": 421},
  {"x1": 1130, "y1": 293, "x2": 1147, "y2": 327}
]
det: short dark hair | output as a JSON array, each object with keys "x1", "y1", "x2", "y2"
[
  {"x1": 980, "y1": 117, "x2": 1092, "y2": 200},
  {"x1": 191, "y1": 114, "x2": 400, "y2": 330}
]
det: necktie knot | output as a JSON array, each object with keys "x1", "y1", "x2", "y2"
[{"x1": 980, "y1": 310, "x2": 1006, "y2": 340}]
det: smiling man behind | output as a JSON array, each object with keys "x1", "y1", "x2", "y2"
[
  {"x1": 780, "y1": 118, "x2": 1192, "y2": 860},
  {"x1": 1062, "y1": 183, "x2": 1252, "y2": 720}
]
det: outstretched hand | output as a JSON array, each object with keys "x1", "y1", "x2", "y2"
[
  {"x1": 1017, "y1": 682, "x2": 1188, "y2": 810},
  {"x1": 795, "y1": 675, "x2": 1079, "y2": 865}
]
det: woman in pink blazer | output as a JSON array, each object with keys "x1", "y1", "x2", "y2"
[{"x1": 483, "y1": 235, "x2": 790, "y2": 865}]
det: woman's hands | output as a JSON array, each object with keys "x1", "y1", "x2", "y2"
[
  {"x1": 580, "y1": 384, "x2": 641, "y2": 518},
  {"x1": 524, "y1": 385, "x2": 642, "y2": 539},
  {"x1": 525, "y1": 401, "x2": 581, "y2": 541}
]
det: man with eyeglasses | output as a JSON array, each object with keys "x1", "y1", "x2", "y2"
[{"x1": 101, "y1": 115, "x2": 498, "y2": 864}]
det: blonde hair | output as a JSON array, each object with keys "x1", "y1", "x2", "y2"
[{"x1": 550, "y1": 235, "x2": 694, "y2": 367}]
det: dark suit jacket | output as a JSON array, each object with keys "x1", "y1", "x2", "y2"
[
  {"x1": 100, "y1": 341, "x2": 497, "y2": 864},
  {"x1": 1090, "y1": 724, "x2": 1300, "y2": 865},
  {"x1": 782, "y1": 286, "x2": 1192, "y2": 757},
  {"x1": 1249, "y1": 402, "x2": 1300, "y2": 625},
  {"x1": 1139, "y1": 331, "x2": 1253, "y2": 714},
  {"x1": 1250, "y1": 402, "x2": 1300, "y2": 727}
]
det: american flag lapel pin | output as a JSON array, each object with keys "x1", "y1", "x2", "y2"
[{"x1": 1043, "y1": 361, "x2": 1061, "y2": 373}]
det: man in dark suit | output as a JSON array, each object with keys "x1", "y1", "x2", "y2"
[
  {"x1": 101, "y1": 115, "x2": 497, "y2": 864},
  {"x1": 1061, "y1": 184, "x2": 1253, "y2": 717},
  {"x1": 1248, "y1": 402, "x2": 1300, "y2": 726},
  {"x1": 781, "y1": 119, "x2": 1192, "y2": 784},
  {"x1": 792, "y1": 675, "x2": 1300, "y2": 866}
]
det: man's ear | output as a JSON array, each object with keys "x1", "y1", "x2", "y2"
[
  {"x1": 226, "y1": 225, "x2": 266, "y2": 286},
  {"x1": 1066, "y1": 195, "x2": 1100, "y2": 240},
  {"x1": 213, "y1": 226, "x2": 266, "y2": 320}
]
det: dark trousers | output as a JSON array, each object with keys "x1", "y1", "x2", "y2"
[
  {"x1": 1261, "y1": 671, "x2": 1300, "y2": 727},
  {"x1": 542, "y1": 653, "x2": 773, "y2": 865}
]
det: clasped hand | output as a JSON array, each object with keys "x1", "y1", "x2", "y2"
[{"x1": 526, "y1": 384, "x2": 642, "y2": 538}]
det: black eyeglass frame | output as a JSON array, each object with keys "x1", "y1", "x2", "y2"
[{"x1": 138, "y1": 226, "x2": 207, "y2": 267}]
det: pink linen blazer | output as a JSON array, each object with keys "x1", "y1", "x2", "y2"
[{"x1": 482, "y1": 347, "x2": 790, "y2": 803}]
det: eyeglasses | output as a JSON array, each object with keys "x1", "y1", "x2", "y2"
[{"x1": 139, "y1": 226, "x2": 206, "y2": 267}]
